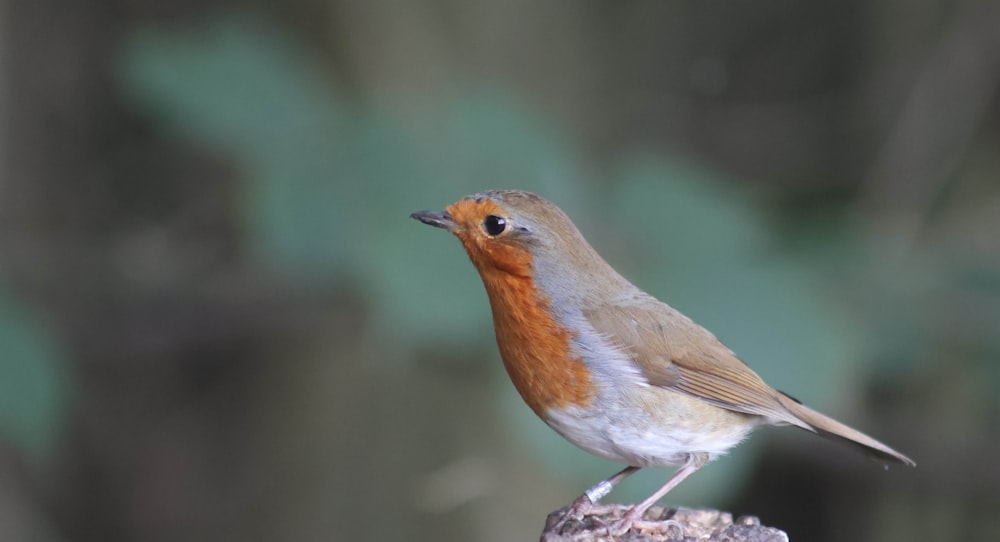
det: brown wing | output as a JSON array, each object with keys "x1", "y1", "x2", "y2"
[
  {"x1": 584, "y1": 299, "x2": 805, "y2": 427},
  {"x1": 584, "y1": 298, "x2": 915, "y2": 466}
]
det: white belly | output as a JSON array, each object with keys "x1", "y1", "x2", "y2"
[{"x1": 543, "y1": 387, "x2": 759, "y2": 468}]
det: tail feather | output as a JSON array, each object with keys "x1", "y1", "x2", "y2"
[{"x1": 777, "y1": 393, "x2": 915, "y2": 467}]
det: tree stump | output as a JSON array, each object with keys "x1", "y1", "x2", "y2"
[{"x1": 541, "y1": 505, "x2": 788, "y2": 542}]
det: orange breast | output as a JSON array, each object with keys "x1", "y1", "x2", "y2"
[
  {"x1": 444, "y1": 198, "x2": 595, "y2": 416},
  {"x1": 479, "y1": 266, "x2": 595, "y2": 417}
]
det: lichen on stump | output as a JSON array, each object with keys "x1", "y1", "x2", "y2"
[{"x1": 541, "y1": 505, "x2": 789, "y2": 542}]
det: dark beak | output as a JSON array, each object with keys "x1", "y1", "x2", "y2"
[{"x1": 410, "y1": 210, "x2": 456, "y2": 231}]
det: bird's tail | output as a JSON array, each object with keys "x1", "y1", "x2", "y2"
[{"x1": 777, "y1": 393, "x2": 915, "y2": 467}]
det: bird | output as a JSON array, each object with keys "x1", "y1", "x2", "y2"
[{"x1": 411, "y1": 189, "x2": 914, "y2": 534}]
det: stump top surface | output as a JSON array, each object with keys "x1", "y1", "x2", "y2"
[{"x1": 541, "y1": 505, "x2": 789, "y2": 542}]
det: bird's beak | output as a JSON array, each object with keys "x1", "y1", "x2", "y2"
[{"x1": 410, "y1": 210, "x2": 456, "y2": 231}]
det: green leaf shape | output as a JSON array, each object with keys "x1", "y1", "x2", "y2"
[
  {"x1": 119, "y1": 17, "x2": 354, "y2": 277},
  {"x1": 0, "y1": 283, "x2": 70, "y2": 461},
  {"x1": 116, "y1": 18, "x2": 591, "y2": 352}
]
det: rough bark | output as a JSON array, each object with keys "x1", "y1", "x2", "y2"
[{"x1": 541, "y1": 506, "x2": 788, "y2": 542}]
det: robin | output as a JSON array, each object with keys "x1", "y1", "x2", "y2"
[{"x1": 411, "y1": 190, "x2": 914, "y2": 534}]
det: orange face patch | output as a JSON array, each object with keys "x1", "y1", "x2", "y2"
[
  {"x1": 446, "y1": 199, "x2": 532, "y2": 277},
  {"x1": 446, "y1": 198, "x2": 504, "y2": 230},
  {"x1": 446, "y1": 198, "x2": 594, "y2": 415}
]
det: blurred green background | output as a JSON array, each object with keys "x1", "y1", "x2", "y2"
[{"x1": 1, "y1": 1, "x2": 998, "y2": 541}]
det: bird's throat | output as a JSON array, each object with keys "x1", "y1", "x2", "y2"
[{"x1": 479, "y1": 269, "x2": 595, "y2": 417}]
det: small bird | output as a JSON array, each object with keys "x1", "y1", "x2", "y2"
[{"x1": 411, "y1": 190, "x2": 914, "y2": 534}]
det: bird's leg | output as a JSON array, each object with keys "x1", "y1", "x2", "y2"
[
  {"x1": 612, "y1": 453, "x2": 708, "y2": 535},
  {"x1": 582, "y1": 465, "x2": 640, "y2": 508},
  {"x1": 558, "y1": 466, "x2": 640, "y2": 523}
]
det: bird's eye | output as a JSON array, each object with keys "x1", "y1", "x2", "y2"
[{"x1": 482, "y1": 215, "x2": 507, "y2": 236}]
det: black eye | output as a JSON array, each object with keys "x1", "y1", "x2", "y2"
[{"x1": 482, "y1": 215, "x2": 507, "y2": 236}]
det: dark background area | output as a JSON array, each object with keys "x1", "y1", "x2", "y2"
[{"x1": 1, "y1": 1, "x2": 999, "y2": 541}]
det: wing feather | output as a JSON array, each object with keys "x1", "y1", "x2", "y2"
[
  {"x1": 583, "y1": 297, "x2": 915, "y2": 465},
  {"x1": 584, "y1": 300, "x2": 803, "y2": 426}
]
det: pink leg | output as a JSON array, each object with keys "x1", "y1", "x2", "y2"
[{"x1": 613, "y1": 453, "x2": 708, "y2": 534}]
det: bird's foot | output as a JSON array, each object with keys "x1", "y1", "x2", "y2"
[
  {"x1": 606, "y1": 506, "x2": 684, "y2": 537},
  {"x1": 550, "y1": 494, "x2": 622, "y2": 533},
  {"x1": 553, "y1": 496, "x2": 593, "y2": 527}
]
